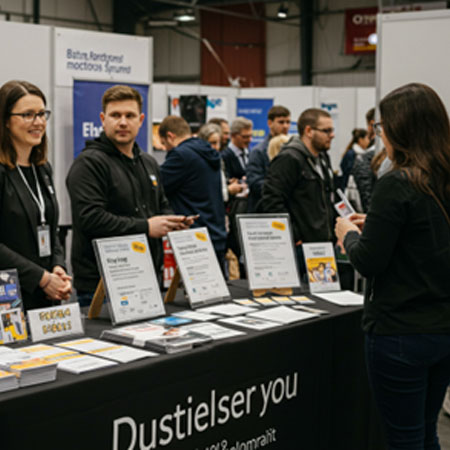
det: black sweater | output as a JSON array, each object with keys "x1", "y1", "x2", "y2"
[
  {"x1": 344, "y1": 170, "x2": 450, "y2": 335},
  {"x1": 66, "y1": 133, "x2": 172, "y2": 292}
]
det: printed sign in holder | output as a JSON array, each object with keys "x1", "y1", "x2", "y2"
[
  {"x1": 92, "y1": 234, "x2": 166, "y2": 325},
  {"x1": 237, "y1": 214, "x2": 301, "y2": 297},
  {"x1": 166, "y1": 228, "x2": 231, "y2": 309}
]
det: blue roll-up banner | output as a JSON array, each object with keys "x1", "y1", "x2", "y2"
[
  {"x1": 236, "y1": 98, "x2": 274, "y2": 149},
  {"x1": 73, "y1": 80, "x2": 149, "y2": 159}
]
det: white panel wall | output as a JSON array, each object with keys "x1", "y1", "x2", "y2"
[{"x1": 377, "y1": 9, "x2": 450, "y2": 113}]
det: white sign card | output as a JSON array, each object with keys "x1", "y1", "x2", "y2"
[
  {"x1": 28, "y1": 303, "x2": 84, "y2": 342},
  {"x1": 94, "y1": 234, "x2": 165, "y2": 325},
  {"x1": 302, "y1": 242, "x2": 341, "y2": 293},
  {"x1": 168, "y1": 228, "x2": 231, "y2": 308},
  {"x1": 54, "y1": 27, "x2": 150, "y2": 87},
  {"x1": 237, "y1": 214, "x2": 300, "y2": 290}
]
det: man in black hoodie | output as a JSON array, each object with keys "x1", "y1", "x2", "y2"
[
  {"x1": 66, "y1": 86, "x2": 190, "y2": 306},
  {"x1": 159, "y1": 116, "x2": 227, "y2": 272}
]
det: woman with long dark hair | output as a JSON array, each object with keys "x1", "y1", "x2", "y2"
[
  {"x1": 335, "y1": 83, "x2": 450, "y2": 449},
  {"x1": 0, "y1": 80, "x2": 71, "y2": 310},
  {"x1": 340, "y1": 128, "x2": 370, "y2": 190}
]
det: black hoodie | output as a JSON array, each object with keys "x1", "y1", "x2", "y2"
[{"x1": 66, "y1": 133, "x2": 172, "y2": 292}]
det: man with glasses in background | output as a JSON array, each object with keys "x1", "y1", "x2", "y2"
[
  {"x1": 261, "y1": 108, "x2": 337, "y2": 277},
  {"x1": 220, "y1": 117, "x2": 253, "y2": 277}
]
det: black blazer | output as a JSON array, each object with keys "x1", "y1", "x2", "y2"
[
  {"x1": 221, "y1": 146, "x2": 247, "y2": 180},
  {"x1": 0, "y1": 162, "x2": 65, "y2": 310}
]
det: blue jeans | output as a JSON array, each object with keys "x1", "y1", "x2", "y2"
[{"x1": 365, "y1": 333, "x2": 450, "y2": 450}]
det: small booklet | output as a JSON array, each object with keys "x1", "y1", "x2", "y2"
[
  {"x1": 271, "y1": 296, "x2": 296, "y2": 305},
  {"x1": 101, "y1": 322, "x2": 212, "y2": 354},
  {"x1": 57, "y1": 338, "x2": 157, "y2": 363},
  {"x1": 171, "y1": 310, "x2": 221, "y2": 322},
  {"x1": 219, "y1": 316, "x2": 280, "y2": 331},
  {"x1": 182, "y1": 322, "x2": 245, "y2": 340},
  {"x1": 290, "y1": 296, "x2": 316, "y2": 305},
  {"x1": 233, "y1": 299, "x2": 260, "y2": 307},
  {"x1": 247, "y1": 306, "x2": 319, "y2": 325},
  {"x1": 253, "y1": 297, "x2": 278, "y2": 307},
  {"x1": 19, "y1": 344, "x2": 118, "y2": 374},
  {"x1": 151, "y1": 316, "x2": 192, "y2": 326},
  {"x1": 197, "y1": 303, "x2": 256, "y2": 317},
  {"x1": 314, "y1": 291, "x2": 364, "y2": 306}
]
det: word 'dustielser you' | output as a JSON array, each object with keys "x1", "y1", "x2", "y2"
[{"x1": 113, "y1": 372, "x2": 298, "y2": 450}]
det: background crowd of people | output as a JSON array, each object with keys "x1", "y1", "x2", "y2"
[{"x1": 1, "y1": 78, "x2": 449, "y2": 449}]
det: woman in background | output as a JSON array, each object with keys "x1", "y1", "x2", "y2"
[
  {"x1": 335, "y1": 83, "x2": 450, "y2": 449},
  {"x1": 267, "y1": 134, "x2": 289, "y2": 161},
  {"x1": 340, "y1": 128, "x2": 369, "y2": 190},
  {"x1": 0, "y1": 80, "x2": 71, "y2": 310}
]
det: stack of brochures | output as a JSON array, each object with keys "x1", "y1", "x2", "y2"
[
  {"x1": 101, "y1": 322, "x2": 212, "y2": 354},
  {"x1": 0, "y1": 369, "x2": 19, "y2": 393},
  {"x1": 19, "y1": 344, "x2": 118, "y2": 374},
  {"x1": 0, "y1": 347, "x2": 57, "y2": 387}
]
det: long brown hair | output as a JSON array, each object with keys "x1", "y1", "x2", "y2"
[
  {"x1": 342, "y1": 128, "x2": 367, "y2": 158},
  {"x1": 379, "y1": 83, "x2": 450, "y2": 201},
  {"x1": 0, "y1": 80, "x2": 48, "y2": 168}
]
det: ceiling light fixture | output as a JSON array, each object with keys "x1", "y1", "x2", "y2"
[
  {"x1": 277, "y1": 4, "x2": 288, "y2": 19},
  {"x1": 174, "y1": 10, "x2": 195, "y2": 22}
]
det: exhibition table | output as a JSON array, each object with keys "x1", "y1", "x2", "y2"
[{"x1": 0, "y1": 282, "x2": 385, "y2": 450}]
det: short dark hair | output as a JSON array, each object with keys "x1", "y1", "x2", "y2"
[
  {"x1": 297, "y1": 108, "x2": 331, "y2": 136},
  {"x1": 0, "y1": 80, "x2": 48, "y2": 168},
  {"x1": 268, "y1": 105, "x2": 290, "y2": 121},
  {"x1": 159, "y1": 115, "x2": 191, "y2": 138},
  {"x1": 366, "y1": 107, "x2": 375, "y2": 123},
  {"x1": 208, "y1": 118, "x2": 228, "y2": 126},
  {"x1": 102, "y1": 85, "x2": 143, "y2": 113}
]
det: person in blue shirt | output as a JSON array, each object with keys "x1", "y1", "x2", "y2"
[{"x1": 159, "y1": 116, "x2": 227, "y2": 272}]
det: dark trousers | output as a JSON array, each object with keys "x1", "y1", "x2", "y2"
[{"x1": 365, "y1": 333, "x2": 450, "y2": 450}]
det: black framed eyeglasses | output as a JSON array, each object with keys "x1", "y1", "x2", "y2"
[
  {"x1": 10, "y1": 110, "x2": 51, "y2": 123},
  {"x1": 374, "y1": 122, "x2": 383, "y2": 136},
  {"x1": 311, "y1": 127, "x2": 334, "y2": 135}
]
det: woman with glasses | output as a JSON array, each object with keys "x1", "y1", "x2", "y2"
[
  {"x1": 335, "y1": 83, "x2": 450, "y2": 449},
  {"x1": 0, "y1": 80, "x2": 71, "y2": 310}
]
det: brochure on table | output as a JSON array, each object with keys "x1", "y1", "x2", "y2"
[
  {"x1": 237, "y1": 214, "x2": 300, "y2": 290},
  {"x1": 168, "y1": 228, "x2": 230, "y2": 308},
  {"x1": 28, "y1": 303, "x2": 84, "y2": 342},
  {"x1": 0, "y1": 268, "x2": 27, "y2": 344},
  {"x1": 302, "y1": 242, "x2": 341, "y2": 293},
  {"x1": 93, "y1": 234, "x2": 165, "y2": 325}
]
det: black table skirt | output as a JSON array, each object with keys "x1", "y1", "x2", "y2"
[{"x1": 0, "y1": 281, "x2": 385, "y2": 450}]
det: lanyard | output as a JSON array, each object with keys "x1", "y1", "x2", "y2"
[{"x1": 16, "y1": 164, "x2": 46, "y2": 225}]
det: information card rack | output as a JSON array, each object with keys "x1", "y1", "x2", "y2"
[
  {"x1": 237, "y1": 214, "x2": 301, "y2": 296},
  {"x1": 90, "y1": 234, "x2": 165, "y2": 325},
  {"x1": 165, "y1": 228, "x2": 231, "y2": 308}
]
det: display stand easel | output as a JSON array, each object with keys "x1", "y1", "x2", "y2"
[
  {"x1": 88, "y1": 278, "x2": 105, "y2": 319},
  {"x1": 252, "y1": 287, "x2": 293, "y2": 297},
  {"x1": 164, "y1": 267, "x2": 181, "y2": 304}
]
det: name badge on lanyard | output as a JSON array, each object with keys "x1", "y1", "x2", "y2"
[
  {"x1": 17, "y1": 164, "x2": 52, "y2": 258},
  {"x1": 38, "y1": 225, "x2": 51, "y2": 257}
]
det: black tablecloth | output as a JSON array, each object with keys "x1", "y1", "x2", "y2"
[{"x1": 0, "y1": 282, "x2": 385, "y2": 450}]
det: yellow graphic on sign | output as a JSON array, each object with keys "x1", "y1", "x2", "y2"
[
  {"x1": 195, "y1": 232, "x2": 207, "y2": 242},
  {"x1": 132, "y1": 241, "x2": 146, "y2": 253},
  {"x1": 271, "y1": 221, "x2": 286, "y2": 231}
]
